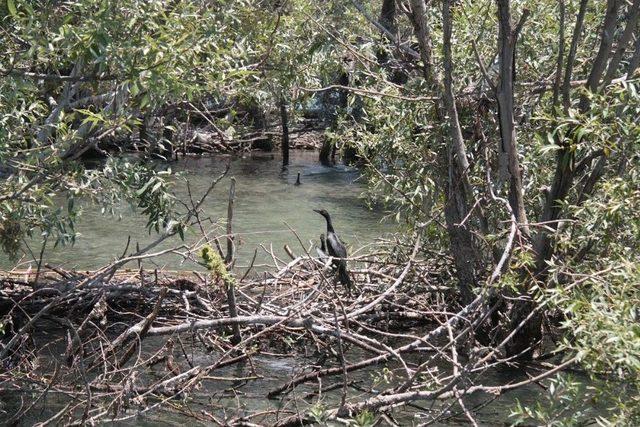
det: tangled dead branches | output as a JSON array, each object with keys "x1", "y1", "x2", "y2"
[{"x1": 0, "y1": 236, "x2": 573, "y2": 426}]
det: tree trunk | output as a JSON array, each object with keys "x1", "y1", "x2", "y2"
[
  {"x1": 379, "y1": 0, "x2": 397, "y2": 35},
  {"x1": 225, "y1": 279, "x2": 242, "y2": 346},
  {"x1": 163, "y1": 116, "x2": 175, "y2": 160},
  {"x1": 139, "y1": 115, "x2": 149, "y2": 149},
  {"x1": 627, "y1": 35, "x2": 640, "y2": 76},
  {"x1": 377, "y1": 0, "x2": 407, "y2": 84},
  {"x1": 225, "y1": 178, "x2": 236, "y2": 264},
  {"x1": 495, "y1": 0, "x2": 529, "y2": 234},
  {"x1": 537, "y1": 0, "x2": 621, "y2": 271},
  {"x1": 562, "y1": 0, "x2": 589, "y2": 111},
  {"x1": 319, "y1": 137, "x2": 333, "y2": 166},
  {"x1": 508, "y1": 0, "x2": 623, "y2": 360},
  {"x1": 602, "y1": 0, "x2": 640, "y2": 86},
  {"x1": 409, "y1": 0, "x2": 435, "y2": 84},
  {"x1": 441, "y1": 0, "x2": 478, "y2": 303},
  {"x1": 552, "y1": 0, "x2": 565, "y2": 107},
  {"x1": 579, "y1": 0, "x2": 621, "y2": 111},
  {"x1": 407, "y1": 0, "x2": 480, "y2": 302}
]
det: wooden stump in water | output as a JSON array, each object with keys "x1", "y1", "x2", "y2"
[
  {"x1": 280, "y1": 97, "x2": 290, "y2": 168},
  {"x1": 319, "y1": 136, "x2": 334, "y2": 166}
]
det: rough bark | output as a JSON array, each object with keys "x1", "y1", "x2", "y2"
[
  {"x1": 379, "y1": 0, "x2": 397, "y2": 36},
  {"x1": 507, "y1": 2, "x2": 627, "y2": 360},
  {"x1": 377, "y1": 0, "x2": 408, "y2": 84},
  {"x1": 628, "y1": 33, "x2": 640, "y2": 76},
  {"x1": 405, "y1": 0, "x2": 480, "y2": 302},
  {"x1": 579, "y1": 0, "x2": 622, "y2": 111},
  {"x1": 409, "y1": 0, "x2": 435, "y2": 83}
]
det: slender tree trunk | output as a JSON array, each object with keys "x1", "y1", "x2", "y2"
[
  {"x1": 37, "y1": 59, "x2": 84, "y2": 145},
  {"x1": 492, "y1": 1, "x2": 538, "y2": 360},
  {"x1": 319, "y1": 137, "x2": 333, "y2": 166},
  {"x1": 628, "y1": 35, "x2": 640, "y2": 76},
  {"x1": 579, "y1": 0, "x2": 621, "y2": 110},
  {"x1": 407, "y1": 0, "x2": 480, "y2": 302},
  {"x1": 495, "y1": 0, "x2": 529, "y2": 235},
  {"x1": 379, "y1": 0, "x2": 397, "y2": 35},
  {"x1": 520, "y1": 3, "x2": 625, "y2": 359},
  {"x1": 562, "y1": 0, "x2": 589, "y2": 111},
  {"x1": 553, "y1": 0, "x2": 566, "y2": 107},
  {"x1": 163, "y1": 116, "x2": 175, "y2": 159},
  {"x1": 139, "y1": 115, "x2": 149, "y2": 149},
  {"x1": 536, "y1": 0, "x2": 622, "y2": 271},
  {"x1": 409, "y1": 0, "x2": 435, "y2": 84},
  {"x1": 377, "y1": 0, "x2": 408, "y2": 84},
  {"x1": 225, "y1": 278, "x2": 242, "y2": 346},
  {"x1": 320, "y1": 69, "x2": 350, "y2": 165},
  {"x1": 602, "y1": 0, "x2": 640, "y2": 86},
  {"x1": 441, "y1": 0, "x2": 478, "y2": 303},
  {"x1": 225, "y1": 178, "x2": 236, "y2": 264}
]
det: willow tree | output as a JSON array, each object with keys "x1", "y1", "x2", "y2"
[
  {"x1": 0, "y1": 0, "x2": 344, "y2": 259},
  {"x1": 325, "y1": 0, "x2": 640, "y2": 421}
]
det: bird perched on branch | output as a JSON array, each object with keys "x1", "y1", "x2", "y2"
[
  {"x1": 313, "y1": 209, "x2": 352, "y2": 293},
  {"x1": 317, "y1": 233, "x2": 328, "y2": 260}
]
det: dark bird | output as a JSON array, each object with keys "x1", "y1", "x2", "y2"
[
  {"x1": 317, "y1": 233, "x2": 328, "y2": 259},
  {"x1": 313, "y1": 209, "x2": 352, "y2": 293},
  {"x1": 294, "y1": 171, "x2": 301, "y2": 186}
]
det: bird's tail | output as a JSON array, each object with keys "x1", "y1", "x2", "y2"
[{"x1": 337, "y1": 263, "x2": 352, "y2": 294}]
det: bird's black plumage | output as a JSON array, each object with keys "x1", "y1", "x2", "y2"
[
  {"x1": 313, "y1": 209, "x2": 352, "y2": 293},
  {"x1": 317, "y1": 233, "x2": 328, "y2": 259}
]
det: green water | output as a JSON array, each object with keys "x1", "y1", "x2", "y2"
[{"x1": 1, "y1": 150, "x2": 394, "y2": 272}]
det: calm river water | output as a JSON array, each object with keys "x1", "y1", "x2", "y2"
[{"x1": 1, "y1": 150, "x2": 394, "y2": 271}]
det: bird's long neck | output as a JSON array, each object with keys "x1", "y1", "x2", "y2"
[{"x1": 324, "y1": 215, "x2": 335, "y2": 233}]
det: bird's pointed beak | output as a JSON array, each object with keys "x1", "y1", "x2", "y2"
[{"x1": 313, "y1": 209, "x2": 321, "y2": 214}]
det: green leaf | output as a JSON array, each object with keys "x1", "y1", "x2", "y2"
[
  {"x1": 7, "y1": 0, "x2": 17, "y2": 17},
  {"x1": 140, "y1": 93, "x2": 150, "y2": 109}
]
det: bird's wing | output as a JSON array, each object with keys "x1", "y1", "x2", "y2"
[{"x1": 327, "y1": 233, "x2": 348, "y2": 259}]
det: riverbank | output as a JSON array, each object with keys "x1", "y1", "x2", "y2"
[{"x1": 90, "y1": 113, "x2": 329, "y2": 158}]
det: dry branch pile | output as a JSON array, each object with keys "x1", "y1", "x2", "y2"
[{"x1": 0, "y1": 240, "x2": 569, "y2": 426}]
